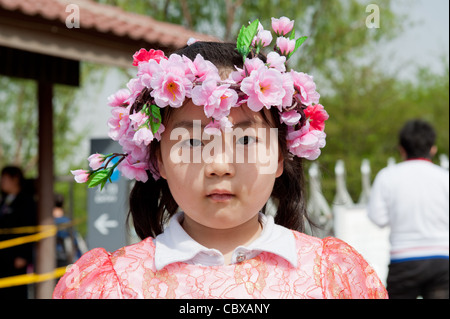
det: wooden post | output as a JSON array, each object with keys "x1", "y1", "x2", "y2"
[{"x1": 35, "y1": 81, "x2": 56, "y2": 299}]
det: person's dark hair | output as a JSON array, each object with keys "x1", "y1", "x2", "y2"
[
  {"x1": 399, "y1": 119, "x2": 436, "y2": 159},
  {"x1": 128, "y1": 42, "x2": 310, "y2": 239},
  {"x1": 1, "y1": 166, "x2": 25, "y2": 188},
  {"x1": 54, "y1": 193, "x2": 65, "y2": 208}
]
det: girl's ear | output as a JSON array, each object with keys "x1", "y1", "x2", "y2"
[
  {"x1": 276, "y1": 155, "x2": 284, "y2": 178},
  {"x1": 156, "y1": 147, "x2": 167, "y2": 179}
]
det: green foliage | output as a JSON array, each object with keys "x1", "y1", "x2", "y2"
[{"x1": 236, "y1": 19, "x2": 259, "y2": 59}]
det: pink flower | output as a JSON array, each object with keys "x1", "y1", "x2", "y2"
[
  {"x1": 132, "y1": 48, "x2": 167, "y2": 66},
  {"x1": 290, "y1": 70, "x2": 320, "y2": 106},
  {"x1": 129, "y1": 110, "x2": 148, "y2": 129},
  {"x1": 191, "y1": 79, "x2": 238, "y2": 120},
  {"x1": 281, "y1": 72, "x2": 295, "y2": 108},
  {"x1": 266, "y1": 52, "x2": 286, "y2": 72},
  {"x1": 187, "y1": 54, "x2": 221, "y2": 82},
  {"x1": 304, "y1": 104, "x2": 329, "y2": 131},
  {"x1": 129, "y1": 112, "x2": 154, "y2": 146},
  {"x1": 125, "y1": 77, "x2": 145, "y2": 106},
  {"x1": 137, "y1": 59, "x2": 161, "y2": 78},
  {"x1": 118, "y1": 128, "x2": 148, "y2": 163},
  {"x1": 117, "y1": 157, "x2": 149, "y2": 182},
  {"x1": 244, "y1": 58, "x2": 265, "y2": 76},
  {"x1": 271, "y1": 17, "x2": 294, "y2": 36},
  {"x1": 150, "y1": 55, "x2": 193, "y2": 108},
  {"x1": 71, "y1": 169, "x2": 90, "y2": 183},
  {"x1": 280, "y1": 110, "x2": 301, "y2": 126},
  {"x1": 286, "y1": 123, "x2": 326, "y2": 160},
  {"x1": 107, "y1": 89, "x2": 130, "y2": 107},
  {"x1": 87, "y1": 154, "x2": 105, "y2": 170},
  {"x1": 276, "y1": 37, "x2": 296, "y2": 56},
  {"x1": 252, "y1": 23, "x2": 273, "y2": 48},
  {"x1": 132, "y1": 127, "x2": 154, "y2": 146},
  {"x1": 108, "y1": 106, "x2": 130, "y2": 141},
  {"x1": 240, "y1": 67, "x2": 285, "y2": 112}
]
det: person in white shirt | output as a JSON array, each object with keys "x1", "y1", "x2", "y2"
[{"x1": 368, "y1": 119, "x2": 449, "y2": 299}]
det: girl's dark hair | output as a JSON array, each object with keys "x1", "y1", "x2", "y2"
[{"x1": 128, "y1": 42, "x2": 310, "y2": 239}]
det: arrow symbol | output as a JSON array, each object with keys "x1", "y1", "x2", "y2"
[{"x1": 94, "y1": 213, "x2": 118, "y2": 235}]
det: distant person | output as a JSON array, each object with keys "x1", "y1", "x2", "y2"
[
  {"x1": 53, "y1": 193, "x2": 85, "y2": 267},
  {"x1": 0, "y1": 166, "x2": 37, "y2": 299},
  {"x1": 368, "y1": 119, "x2": 449, "y2": 299}
]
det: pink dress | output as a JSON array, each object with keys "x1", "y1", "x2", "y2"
[{"x1": 53, "y1": 231, "x2": 387, "y2": 299}]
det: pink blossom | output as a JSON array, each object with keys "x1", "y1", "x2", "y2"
[
  {"x1": 290, "y1": 70, "x2": 320, "y2": 106},
  {"x1": 243, "y1": 58, "x2": 265, "y2": 76},
  {"x1": 137, "y1": 59, "x2": 161, "y2": 78},
  {"x1": 280, "y1": 110, "x2": 301, "y2": 126},
  {"x1": 266, "y1": 52, "x2": 286, "y2": 72},
  {"x1": 132, "y1": 127, "x2": 154, "y2": 146},
  {"x1": 276, "y1": 37, "x2": 296, "y2": 56},
  {"x1": 118, "y1": 128, "x2": 148, "y2": 162},
  {"x1": 281, "y1": 72, "x2": 295, "y2": 108},
  {"x1": 125, "y1": 77, "x2": 145, "y2": 106},
  {"x1": 71, "y1": 169, "x2": 90, "y2": 183},
  {"x1": 286, "y1": 123, "x2": 326, "y2": 160},
  {"x1": 107, "y1": 89, "x2": 130, "y2": 107},
  {"x1": 240, "y1": 67, "x2": 285, "y2": 112},
  {"x1": 150, "y1": 55, "x2": 193, "y2": 108},
  {"x1": 252, "y1": 25, "x2": 273, "y2": 48},
  {"x1": 191, "y1": 79, "x2": 238, "y2": 120},
  {"x1": 132, "y1": 48, "x2": 166, "y2": 66},
  {"x1": 108, "y1": 106, "x2": 130, "y2": 141},
  {"x1": 187, "y1": 54, "x2": 221, "y2": 82},
  {"x1": 304, "y1": 104, "x2": 329, "y2": 131},
  {"x1": 271, "y1": 17, "x2": 294, "y2": 36},
  {"x1": 129, "y1": 110, "x2": 148, "y2": 129},
  {"x1": 118, "y1": 157, "x2": 149, "y2": 182},
  {"x1": 87, "y1": 154, "x2": 105, "y2": 170}
]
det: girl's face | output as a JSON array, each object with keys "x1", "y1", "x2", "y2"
[{"x1": 158, "y1": 101, "x2": 283, "y2": 231}]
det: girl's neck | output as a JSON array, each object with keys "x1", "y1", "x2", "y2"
[{"x1": 181, "y1": 213, "x2": 262, "y2": 264}]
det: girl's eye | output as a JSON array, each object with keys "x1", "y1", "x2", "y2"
[
  {"x1": 237, "y1": 136, "x2": 256, "y2": 145},
  {"x1": 187, "y1": 138, "x2": 202, "y2": 147}
]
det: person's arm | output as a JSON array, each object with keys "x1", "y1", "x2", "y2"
[{"x1": 367, "y1": 170, "x2": 390, "y2": 228}]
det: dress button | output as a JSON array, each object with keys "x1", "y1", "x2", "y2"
[{"x1": 236, "y1": 252, "x2": 246, "y2": 263}]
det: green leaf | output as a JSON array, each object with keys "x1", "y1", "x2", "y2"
[
  {"x1": 149, "y1": 104, "x2": 161, "y2": 135},
  {"x1": 287, "y1": 36, "x2": 308, "y2": 59},
  {"x1": 88, "y1": 168, "x2": 112, "y2": 189},
  {"x1": 236, "y1": 19, "x2": 259, "y2": 59},
  {"x1": 289, "y1": 29, "x2": 296, "y2": 40}
]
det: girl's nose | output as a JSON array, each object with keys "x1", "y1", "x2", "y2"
[{"x1": 204, "y1": 149, "x2": 236, "y2": 178}]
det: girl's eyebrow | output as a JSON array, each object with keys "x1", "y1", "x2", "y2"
[
  {"x1": 172, "y1": 120, "x2": 205, "y2": 129},
  {"x1": 172, "y1": 119, "x2": 263, "y2": 130}
]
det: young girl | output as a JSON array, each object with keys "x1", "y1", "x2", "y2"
[{"x1": 55, "y1": 17, "x2": 387, "y2": 299}]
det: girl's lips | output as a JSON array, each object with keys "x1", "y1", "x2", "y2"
[
  {"x1": 207, "y1": 193, "x2": 234, "y2": 202},
  {"x1": 206, "y1": 190, "x2": 235, "y2": 202}
]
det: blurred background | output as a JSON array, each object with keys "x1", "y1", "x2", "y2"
[{"x1": 0, "y1": 0, "x2": 448, "y2": 298}]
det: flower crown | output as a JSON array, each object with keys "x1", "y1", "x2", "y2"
[{"x1": 71, "y1": 17, "x2": 328, "y2": 189}]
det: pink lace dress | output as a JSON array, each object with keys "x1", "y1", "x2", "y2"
[{"x1": 53, "y1": 230, "x2": 387, "y2": 299}]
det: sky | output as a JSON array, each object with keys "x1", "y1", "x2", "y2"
[
  {"x1": 73, "y1": 0, "x2": 449, "y2": 163},
  {"x1": 384, "y1": 0, "x2": 449, "y2": 78}
]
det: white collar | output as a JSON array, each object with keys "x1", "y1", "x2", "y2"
[{"x1": 154, "y1": 211, "x2": 297, "y2": 270}]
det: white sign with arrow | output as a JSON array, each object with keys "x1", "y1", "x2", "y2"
[{"x1": 94, "y1": 213, "x2": 119, "y2": 235}]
